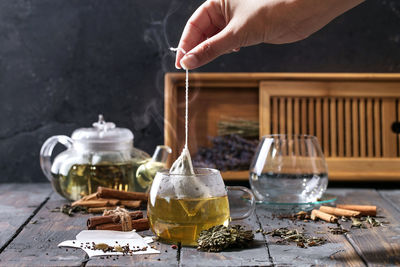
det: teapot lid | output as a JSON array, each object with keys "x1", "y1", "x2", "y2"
[{"x1": 71, "y1": 115, "x2": 133, "y2": 145}]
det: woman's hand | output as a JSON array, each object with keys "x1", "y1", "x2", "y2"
[{"x1": 175, "y1": 0, "x2": 364, "y2": 70}]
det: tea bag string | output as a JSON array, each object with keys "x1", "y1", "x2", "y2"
[
  {"x1": 103, "y1": 207, "x2": 132, "y2": 231},
  {"x1": 170, "y1": 47, "x2": 189, "y2": 149}
]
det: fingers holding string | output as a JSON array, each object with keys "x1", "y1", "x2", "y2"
[
  {"x1": 175, "y1": 0, "x2": 226, "y2": 69},
  {"x1": 180, "y1": 25, "x2": 239, "y2": 70}
]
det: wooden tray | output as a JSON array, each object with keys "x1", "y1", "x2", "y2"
[{"x1": 164, "y1": 73, "x2": 400, "y2": 181}]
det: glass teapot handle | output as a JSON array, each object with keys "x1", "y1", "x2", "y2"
[
  {"x1": 40, "y1": 135, "x2": 73, "y2": 181},
  {"x1": 151, "y1": 145, "x2": 172, "y2": 163}
]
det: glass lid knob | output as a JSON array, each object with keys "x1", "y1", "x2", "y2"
[{"x1": 92, "y1": 114, "x2": 116, "y2": 132}]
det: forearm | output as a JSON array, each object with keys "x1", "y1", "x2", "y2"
[
  {"x1": 267, "y1": 0, "x2": 365, "y2": 43},
  {"x1": 176, "y1": 0, "x2": 365, "y2": 69}
]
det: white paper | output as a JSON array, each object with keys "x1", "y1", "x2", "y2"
[
  {"x1": 76, "y1": 230, "x2": 143, "y2": 240},
  {"x1": 58, "y1": 230, "x2": 159, "y2": 258}
]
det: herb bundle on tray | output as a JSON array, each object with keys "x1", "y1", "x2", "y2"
[{"x1": 193, "y1": 134, "x2": 258, "y2": 171}]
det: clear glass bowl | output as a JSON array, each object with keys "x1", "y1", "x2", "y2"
[{"x1": 249, "y1": 134, "x2": 329, "y2": 205}]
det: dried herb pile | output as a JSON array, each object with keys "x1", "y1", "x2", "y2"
[
  {"x1": 350, "y1": 216, "x2": 386, "y2": 228},
  {"x1": 197, "y1": 225, "x2": 254, "y2": 252},
  {"x1": 261, "y1": 228, "x2": 326, "y2": 248},
  {"x1": 82, "y1": 242, "x2": 148, "y2": 255}
]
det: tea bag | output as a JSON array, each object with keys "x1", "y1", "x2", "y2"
[
  {"x1": 169, "y1": 147, "x2": 195, "y2": 175},
  {"x1": 169, "y1": 147, "x2": 210, "y2": 199},
  {"x1": 168, "y1": 47, "x2": 210, "y2": 200},
  {"x1": 169, "y1": 47, "x2": 195, "y2": 177}
]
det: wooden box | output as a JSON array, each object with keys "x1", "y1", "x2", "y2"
[{"x1": 164, "y1": 73, "x2": 400, "y2": 181}]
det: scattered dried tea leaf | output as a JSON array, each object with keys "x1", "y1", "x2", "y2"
[
  {"x1": 295, "y1": 211, "x2": 309, "y2": 220},
  {"x1": 351, "y1": 217, "x2": 365, "y2": 228},
  {"x1": 94, "y1": 243, "x2": 110, "y2": 252},
  {"x1": 89, "y1": 243, "x2": 148, "y2": 255},
  {"x1": 365, "y1": 216, "x2": 383, "y2": 227},
  {"x1": 328, "y1": 227, "x2": 348, "y2": 235},
  {"x1": 266, "y1": 227, "x2": 326, "y2": 248},
  {"x1": 114, "y1": 245, "x2": 124, "y2": 252},
  {"x1": 197, "y1": 225, "x2": 254, "y2": 252},
  {"x1": 340, "y1": 216, "x2": 349, "y2": 222},
  {"x1": 51, "y1": 204, "x2": 88, "y2": 217}
]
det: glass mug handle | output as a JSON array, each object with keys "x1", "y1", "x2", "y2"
[{"x1": 226, "y1": 186, "x2": 255, "y2": 221}]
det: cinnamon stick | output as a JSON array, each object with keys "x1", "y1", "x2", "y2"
[
  {"x1": 87, "y1": 206, "x2": 124, "y2": 214},
  {"x1": 71, "y1": 199, "x2": 120, "y2": 208},
  {"x1": 81, "y1": 193, "x2": 98, "y2": 201},
  {"x1": 94, "y1": 218, "x2": 149, "y2": 231},
  {"x1": 96, "y1": 187, "x2": 149, "y2": 201},
  {"x1": 87, "y1": 211, "x2": 143, "y2": 229},
  {"x1": 119, "y1": 200, "x2": 142, "y2": 209},
  {"x1": 319, "y1": 206, "x2": 361, "y2": 217},
  {"x1": 336, "y1": 204, "x2": 377, "y2": 216},
  {"x1": 71, "y1": 193, "x2": 98, "y2": 206},
  {"x1": 311, "y1": 209, "x2": 338, "y2": 223}
]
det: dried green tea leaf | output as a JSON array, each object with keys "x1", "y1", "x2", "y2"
[
  {"x1": 265, "y1": 227, "x2": 326, "y2": 248},
  {"x1": 51, "y1": 204, "x2": 88, "y2": 217},
  {"x1": 197, "y1": 225, "x2": 254, "y2": 252},
  {"x1": 340, "y1": 216, "x2": 349, "y2": 222},
  {"x1": 94, "y1": 243, "x2": 110, "y2": 252},
  {"x1": 351, "y1": 217, "x2": 365, "y2": 228},
  {"x1": 328, "y1": 227, "x2": 348, "y2": 235},
  {"x1": 114, "y1": 245, "x2": 124, "y2": 252},
  {"x1": 365, "y1": 216, "x2": 383, "y2": 227}
]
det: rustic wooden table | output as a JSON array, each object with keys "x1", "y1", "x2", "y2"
[{"x1": 0, "y1": 183, "x2": 399, "y2": 266}]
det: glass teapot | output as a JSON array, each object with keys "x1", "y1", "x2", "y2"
[{"x1": 40, "y1": 115, "x2": 171, "y2": 201}]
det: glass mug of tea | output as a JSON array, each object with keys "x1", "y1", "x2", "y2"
[{"x1": 147, "y1": 168, "x2": 255, "y2": 246}]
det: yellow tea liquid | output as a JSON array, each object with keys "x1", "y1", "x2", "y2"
[
  {"x1": 148, "y1": 195, "x2": 230, "y2": 246},
  {"x1": 54, "y1": 163, "x2": 136, "y2": 201}
]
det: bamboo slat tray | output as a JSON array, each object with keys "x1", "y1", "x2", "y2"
[{"x1": 164, "y1": 73, "x2": 400, "y2": 181}]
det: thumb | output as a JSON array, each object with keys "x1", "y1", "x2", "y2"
[{"x1": 180, "y1": 28, "x2": 238, "y2": 69}]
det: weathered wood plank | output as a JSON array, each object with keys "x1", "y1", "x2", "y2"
[
  {"x1": 0, "y1": 183, "x2": 52, "y2": 253},
  {"x1": 329, "y1": 189, "x2": 400, "y2": 266},
  {"x1": 378, "y1": 190, "x2": 400, "y2": 214},
  {"x1": 179, "y1": 213, "x2": 271, "y2": 267},
  {"x1": 256, "y1": 205, "x2": 364, "y2": 266},
  {"x1": 0, "y1": 193, "x2": 88, "y2": 266}
]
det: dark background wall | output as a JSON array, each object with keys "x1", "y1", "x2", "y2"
[{"x1": 0, "y1": 0, "x2": 399, "y2": 183}]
